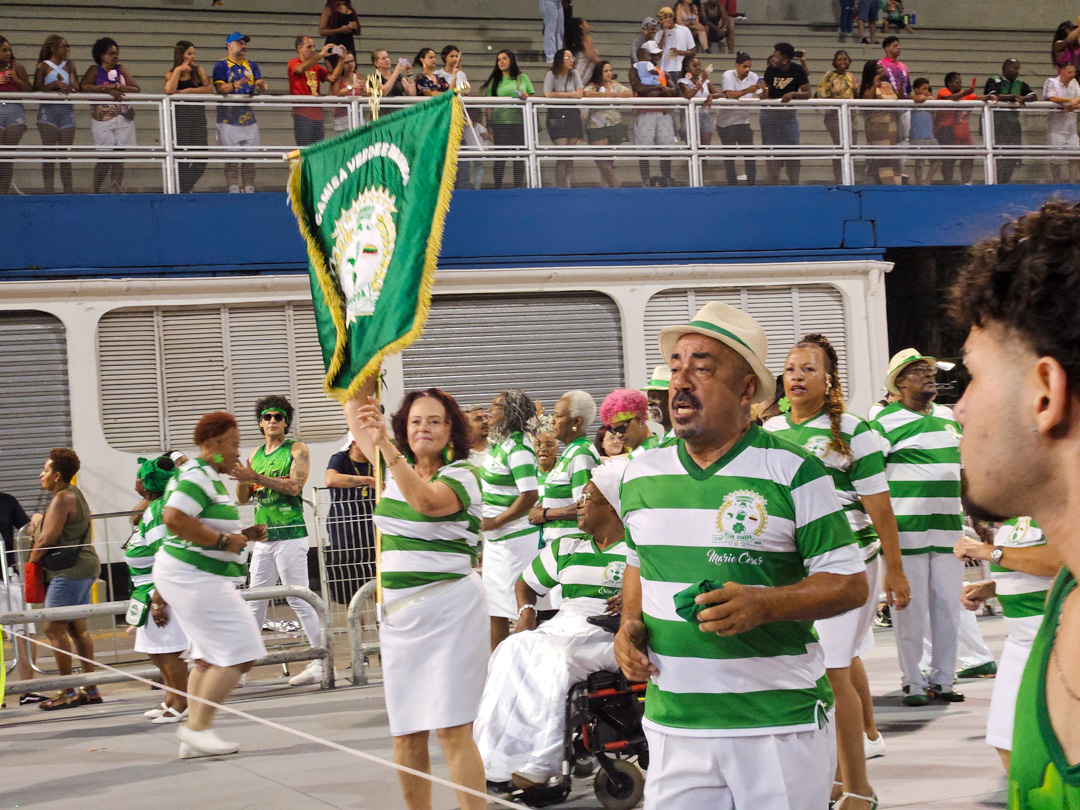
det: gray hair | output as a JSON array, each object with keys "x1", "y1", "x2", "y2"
[
  {"x1": 562, "y1": 389, "x2": 597, "y2": 427},
  {"x1": 490, "y1": 389, "x2": 536, "y2": 443}
]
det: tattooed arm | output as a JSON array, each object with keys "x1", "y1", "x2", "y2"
[{"x1": 234, "y1": 442, "x2": 310, "y2": 498}]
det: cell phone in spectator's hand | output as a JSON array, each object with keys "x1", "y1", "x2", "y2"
[
  {"x1": 398, "y1": 58, "x2": 409, "y2": 68},
  {"x1": 331, "y1": 45, "x2": 345, "y2": 56}
]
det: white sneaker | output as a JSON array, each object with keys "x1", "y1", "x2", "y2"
[
  {"x1": 288, "y1": 660, "x2": 324, "y2": 686},
  {"x1": 144, "y1": 702, "x2": 168, "y2": 719},
  {"x1": 243, "y1": 185, "x2": 256, "y2": 194},
  {"x1": 227, "y1": 185, "x2": 240, "y2": 194},
  {"x1": 152, "y1": 706, "x2": 189, "y2": 724},
  {"x1": 864, "y1": 732, "x2": 886, "y2": 759},
  {"x1": 176, "y1": 726, "x2": 240, "y2": 757}
]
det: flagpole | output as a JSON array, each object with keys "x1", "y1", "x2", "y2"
[{"x1": 366, "y1": 74, "x2": 385, "y2": 623}]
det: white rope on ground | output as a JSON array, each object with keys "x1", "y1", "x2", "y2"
[{"x1": 1, "y1": 626, "x2": 518, "y2": 809}]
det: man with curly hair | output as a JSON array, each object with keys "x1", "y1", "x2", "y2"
[
  {"x1": 947, "y1": 199, "x2": 1080, "y2": 808},
  {"x1": 234, "y1": 395, "x2": 324, "y2": 686}
]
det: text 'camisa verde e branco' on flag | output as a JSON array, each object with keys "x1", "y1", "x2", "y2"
[{"x1": 288, "y1": 90, "x2": 464, "y2": 402}]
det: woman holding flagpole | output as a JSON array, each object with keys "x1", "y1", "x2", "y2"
[{"x1": 344, "y1": 373, "x2": 488, "y2": 810}]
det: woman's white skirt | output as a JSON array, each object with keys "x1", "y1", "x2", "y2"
[
  {"x1": 816, "y1": 554, "x2": 882, "y2": 668},
  {"x1": 986, "y1": 630, "x2": 1037, "y2": 750},
  {"x1": 134, "y1": 593, "x2": 190, "y2": 654},
  {"x1": 380, "y1": 572, "x2": 488, "y2": 736},
  {"x1": 153, "y1": 550, "x2": 266, "y2": 667},
  {"x1": 482, "y1": 534, "x2": 543, "y2": 619}
]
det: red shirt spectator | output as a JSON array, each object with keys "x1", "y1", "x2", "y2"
[{"x1": 288, "y1": 35, "x2": 341, "y2": 123}]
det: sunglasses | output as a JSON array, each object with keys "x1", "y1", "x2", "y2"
[
  {"x1": 609, "y1": 422, "x2": 632, "y2": 436},
  {"x1": 261, "y1": 412, "x2": 286, "y2": 422}
]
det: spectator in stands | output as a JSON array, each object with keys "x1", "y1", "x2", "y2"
[
  {"x1": 81, "y1": 37, "x2": 140, "y2": 194},
  {"x1": 324, "y1": 438, "x2": 377, "y2": 604},
  {"x1": 33, "y1": 35, "x2": 77, "y2": 194},
  {"x1": 544, "y1": 49, "x2": 584, "y2": 188},
  {"x1": 319, "y1": 0, "x2": 360, "y2": 68},
  {"x1": 679, "y1": 56, "x2": 720, "y2": 145},
  {"x1": 0, "y1": 487, "x2": 47, "y2": 706},
  {"x1": 910, "y1": 77, "x2": 941, "y2": 185},
  {"x1": 330, "y1": 50, "x2": 365, "y2": 133},
  {"x1": 585, "y1": 60, "x2": 631, "y2": 187},
  {"x1": 594, "y1": 424, "x2": 624, "y2": 457},
  {"x1": 1052, "y1": 21, "x2": 1080, "y2": 73},
  {"x1": 838, "y1": 0, "x2": 856, "y2": 39},
  {"x1": 1043, "y1": 62, "x2": 1080, "y2": 183},
  {"x1": 541, "y1": 0, "x2": 571, "y2": 63},
  {"x1": 482, "y1": 50, "x2": 533, "y2": 189},
  {"x1": 26, "y1": 448, "x2": 102, "y2": 711},
  {"x1": 860, "y1": 59, "x2": 901, "y2": 185},
  {"x1": 414, "y1": 48, "x2": 450, "y2": 97},
  {"x1": 0, "y1": 37, "x2": 31, "y2": 195},
  {"x1": 879, "y1": 37, "x2": 911, "y2": 99},
  {"x1": 213, "y1": 32, "x2": 268, "y2": 194},
  {"x1": 718, "y1": 52, "x2": 764, "y2": 185},
  {"x1": 701, "y1": 0, "x2": 735, "y2": 55},
  {"x1": 288, "y1": 36, "x2": 343, "y2": 147},
  {"x1": 985, "y1": 59, "x2": 1036, "y2": 184},
  {"x1": 882, "y1": 0, "x2": 914, "y2": 34},
  {"x1": 675, "y1": 0, "x2": 709, "y2": 54},
  {"x1": 935, "y1": 71, "x2": 983, "y2": 184},
  {"x1": 164, "y1": 41, "x2": 212, "y2": 194},
  {"x1": 437, "y1": 45, "x2": 468, "y2": 91},
  {"x1": 655, "y1": 7, "x2": 696, "y2": 85},
  {"x1": 630, "y1": 17, "x2": 658, "y2": 71},
  {"x1": 856, "y1": 0, "x2": 879, "y2": 45},
  {"x1": 762, "y1": 42, "x2": 810, "y2": 185},
  {"x1": 565, "y1": 17, "x2": 600, "y2": 87},
  {"x1": 370, "y1": 49, "x2": 416, "y2": 97},
  {"x1": 630, "y1": 40, "x2": 677, "y2": 187},
  {"x1": 816, "y1": 49, "x2": 855, "y2": 183}
]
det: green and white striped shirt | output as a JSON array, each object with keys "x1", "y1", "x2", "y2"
[
  {"x1": 763, "y1": 410, "x2": 889, "y2": 561},
  {"x1": 522, "y1": 532, "x2": 627, "y2": 616},
  {"x1": 627, "y1": 429, "x2": 678, "y2": 461},
  {"x1": 126, "y1": 498, "x2": 167, "y2": 590},
  {"x1": 481, "y1": 431, "x2": 540, "y2": 543},
  {"x1": 621, "y1": 425, "x2": 864, "y2": 736},
  {"x1": 992, "y1": 517, "x2": 1053, "y2": 640},
  {"x1": 872, "y1": 402, "x2": 962, "y2": 555},
  {"x1": 542, "y1": 436, "x2": 600, "y2": 546},
  {"x1": 161, "y1": 458, "x2": 247, "y2": 579},
  {"x1": 373, "y1": 460, "x2": 482, "y2": 606}
]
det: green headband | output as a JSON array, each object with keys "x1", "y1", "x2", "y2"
[
  {"x1": 136, "y1": 456, "x2": 173, "y2": 494},
  {"x1": 260, "y1": 407, "x2": 290, "y2": 426}
]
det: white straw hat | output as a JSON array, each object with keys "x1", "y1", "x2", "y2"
[{"x1": 884, "y1": 348, "x2": 936, "y2": 396}]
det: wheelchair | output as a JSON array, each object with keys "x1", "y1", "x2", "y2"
[{"x1": 488, "y1": 614, "x2": 649, "y2": 810}]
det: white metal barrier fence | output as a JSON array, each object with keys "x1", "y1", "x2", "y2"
[{"x1": 0, "y1": 92, "x2": 1078, "y2": 192}]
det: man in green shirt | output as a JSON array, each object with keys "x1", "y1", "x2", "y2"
[
  {"x1": 947, "y1": 199, "x2": 1080, "y2": 809},
  {"x1": 234, "y1": 395, "x2": 323, "y2": 686}
]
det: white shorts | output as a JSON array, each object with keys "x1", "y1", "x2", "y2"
[
  {"x1": 816, "y1": 553, "x2": 882, "y2": 668},
  {"x1": 217, "y1": 122, "x2": 260, "y2": 147},
  {"x1": 986, "y1": 633, "x2": 1034, "y2": 750},
  {"x1": 1, "y1": 572, "x2": 35, "y2": 634},
  {"x1": 634, "y1": 111, "x2": 676, "y2": 146},
  {"x1": 643, "y1": 722, "x2": 833, "y2": 809},
  {"x1": 153, "y1": 550, "x2": 266, "y2": 668},
  {"x1": 133, "y1": 593, "x2": 190, "y2": 655},
  {"x1": 482, "y1": 533, "x2": 542, "y2": 619},
  {"x1": 90, "y1": 115, "x2": 137, "y2": 147}
]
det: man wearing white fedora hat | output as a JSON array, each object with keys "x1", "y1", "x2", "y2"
[
  {"x1": 871, "y1": 349, "x2": 971, "y2": 705},
  {"x1": 641, "y1": 364, "x2": 673, "y2": 433},
  {"x1": 615, "y1": 301, "x2": 868, "y2": 809}
]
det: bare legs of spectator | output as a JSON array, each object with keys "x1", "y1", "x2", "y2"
[
  {"x1": 224, "y1": 163, "x2": 257, "y2": 192},
  {"x1": 37, "y1": 123, "x2": 74, "y2": 193},
  {"x1": 92, "y1": 160, "x2": 124, "y2": 194},
  {"x1": 824, "y1": 110, "x2": 843, "y2": 184},
  {"x1": 43, "y1": 618, "x2": 96, "y2": 679},
  {"x1": 552, "y1": 136, "x2": 578, "y2": 187},
  {"x1": 590, "y1": 138, "x2": 619, "y2": 187},
  {"x1": 691, "y1": 24, "x2": 709, "y2": 53},
  {"x1": 767, "y1": 159, "x2": 800, "y2": 186},
  {"x1": 828, "y1": 664, "x2": 875, "y2": 806},
  {"x1": 148, "y1": 652, "x2": 189, "y2": 713},
  {"x1": 850, "y1": 656, "x2": 881, "y2": 744},
  {"x1": 0, "y1": 123, "x2": 26, "y2": 193},
  {"x1": 857, "y1": 18, "x2": 877, "y2": 45},
  {"x1": 638, "y1": 159, "x2": 673, "y2": 186},
  {"x1": 394, "y1": 725, "x2": 488, "y2": 810}
]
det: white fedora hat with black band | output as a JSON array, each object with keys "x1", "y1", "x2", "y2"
[
  {"x1": 884, "y1": 348, "x2": 937, "y2": 396},
  {"x1": 658, "y1": 301, "x2": 776, "y2": 404}
]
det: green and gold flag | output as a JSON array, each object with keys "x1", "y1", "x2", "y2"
[{"x1": 288, "y1": 91, "x2": 464, "y2": 401}]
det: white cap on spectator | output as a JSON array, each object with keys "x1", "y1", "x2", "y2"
[{"x1": 640, "y1": 40, "x2": 662, "y2": 55}]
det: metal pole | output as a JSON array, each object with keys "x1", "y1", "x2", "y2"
[
  {"x1": 687, "y1": 99, "x2": 702, "y2": 187},
  {"x1": 347, "y1": 580, "x2": 379, "y2": 686},
  {"x1": 839, "y1": 101, "x2": 855, "y2": 186},
  {"x1": 162, "y1": 97, "x2": 178, "y2": 194},
  {"x1": 524, "y1": 98, "x2": 540, "y2": 188},
  {"x1": 982, "y1": 101, "x2": 997, "y2": 186}
]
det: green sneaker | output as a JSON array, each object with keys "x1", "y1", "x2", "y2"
[
  {"x1": 901, "y1": 686, "x2": 929, "y2": 707},
  {"x1": 956, "y1": 661, "x2": 997, "y2": 679}
]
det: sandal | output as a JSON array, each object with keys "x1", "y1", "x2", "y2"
[
  {"x1": 78, "y1": 687, "x2": 104, "y2": 705},
  {"x1": 39, "y1": 690, "x2": 80, "y2": 711},
  {"x1": 19, "y1": 692, "x2": 50, "y2": 705},
  {"x1": 829, "y1": 780, "x2": 844, "y2": 809},
  {"x1": 838, "y1": 791, "x2": 879, "y2": 809}
]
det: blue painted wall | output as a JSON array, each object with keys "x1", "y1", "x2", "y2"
[{"x1": 3, "y1": 184, "x2": 1079, "y2": 279}]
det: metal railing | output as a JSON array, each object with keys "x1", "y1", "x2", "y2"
[
  {"x1": 1, "y1": 92, "x2": 1078, "y2": 191},
  {"x1": 1, "y1": 584, "x2": 335, "y2": 693},
  {"x1": 346, "y1": 580, "x2": 379, "y2": 687}
]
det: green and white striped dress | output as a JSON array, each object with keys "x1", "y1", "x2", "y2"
[
  {"x1": 541, "y1": 436, "x2": 600, "y2": 546},
  {"x1": 763, "y1": 410, "x2": 890, "y2": 561},
  {"x1": 481, "y1": 432, "x2": 540, "y2": 543},
  {"x1": 620, "y1": 425, "x2": 864, "y2": 736},
  {"x1": 992, "y1": 517, "x2": 1053, "y2": 641},
  {"x1": 126, "y1": 498, "x2": 167, "y2": 595},
  {"x1": 373, "y1": 460, "x2": 482, "y2": 607},
  {"x1": 160, "y1": 458, "x2": 247, "y2": 579},
  {"x1": 871, "y1": 402, "x2": 963, "y2": 555},
  {"x1": 521, "y1": 532, "x2": 627, "y2": 616}
]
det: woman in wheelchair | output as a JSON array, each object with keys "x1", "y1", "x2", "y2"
[{"x1": 474, "y1": 459, "x2": 629, "y2": 790}]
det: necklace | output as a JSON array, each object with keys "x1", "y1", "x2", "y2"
[{"x1": 1051, "y1": 646, "x2": 1080, "y2": 702}]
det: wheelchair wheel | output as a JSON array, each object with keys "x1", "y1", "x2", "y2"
[{"x1": 593, "y1": 760, "x2": 645, "y2": 810}]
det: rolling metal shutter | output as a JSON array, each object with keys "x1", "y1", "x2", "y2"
[
  {"x1": 0, "y1": 312, "x2": 72, "y2": 511},
  {"x1": 643, "y1": 285, "x2": 848, "y2": 390},
  {"x1": 98, "y1": 303, "x2": 345, "y2": 452},
  {"x1": 401, "y1": 292, "x2": 624, "y2": 422}
]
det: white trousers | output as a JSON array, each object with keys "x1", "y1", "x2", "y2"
[
  {"x1": 247, "y1": 537, "x2": 322, "y2": 647},
  {"x1": 643, "y1": 723, "x2": 833, "y2": 810},
  {"x1": 921, "y1": 605, "x2": 994, "y2": 672},
  {"x1": 893, "y1": 552, "x2": 962, "y2": 689}
]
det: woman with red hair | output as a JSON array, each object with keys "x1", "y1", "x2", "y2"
[{"x1": 154, "y1": 412, "x2": 268, "y2": 759}]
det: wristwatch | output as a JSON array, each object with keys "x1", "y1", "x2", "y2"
[{"x1": 990, "y1": 546, "x2": 1005, "y2": 565}]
